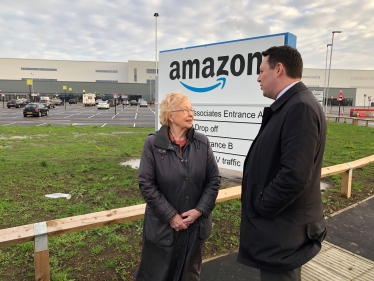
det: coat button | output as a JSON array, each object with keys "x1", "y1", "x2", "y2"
[
  {"x1": 181, "y1": 159, "x2": 184, "y2": 162},
  {"x1": 186, "y1": 196, "x2": 189, "y2": 200},
  {"x1": 185, "y1": 178, "x2": 188, "y2": 181}
]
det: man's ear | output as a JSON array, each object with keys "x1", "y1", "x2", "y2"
[{"x1": 276, "y1": 63, "x2": 284, "y2": 77}]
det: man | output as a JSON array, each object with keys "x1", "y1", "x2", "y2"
[{"x1": 237, "y1": 45, "x2": 327, "y2": 281}]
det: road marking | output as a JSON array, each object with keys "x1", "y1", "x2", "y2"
[
  {"x1": 3, "y1": 122, "x2": 17, "y2": 126},
  {"x1": 111, "y1": 113, "x2": 118, "y2": 119},
  {"x1": 148, "y1": 107, "x2": 155, "y2": 114},
  {"x1": 133, "y1": 123, "x2": 136, "y2": 127},
  {"x1": 36, "y1": 123, "x2": 46, "y2": 126},
  {"x1": 101, "y1": 123, "x2": 107, "y2": 127},
  {"x1": 135, "y1": 113, "x2": 137, "y2": 119}
]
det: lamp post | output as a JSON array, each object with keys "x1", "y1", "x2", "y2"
[
  {"x1": 326, "y1": 31, "x2": 342, "y2": 115},
  {"x1": 323, "y1": 44, "x2": 332, "y2": 114},
  {"x1": 154, "y1": 13, "x2": 159, "y2": 75}
]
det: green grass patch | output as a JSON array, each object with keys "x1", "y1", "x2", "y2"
[{"x1": 0, "y1": 123, "x2": 373, "y2": 280}]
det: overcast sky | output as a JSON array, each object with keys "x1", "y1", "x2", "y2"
[{"x1": 1, "y1": 0, "x2": 373, "y2": 70}]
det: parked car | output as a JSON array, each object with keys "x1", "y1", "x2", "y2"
[
  {"x1": 130, "y1": 100, "x2": 138, "y2": 106},
  {"x1": 97, "y1": 101, "x2": 110, "y2": 109},
  {"x1": 122, "y1": 99, "x2": 129, "y2": 105},
  {"x1": 52, "y1": 99, "x2": 63, "y2": 106},
  {"x1": 95, "y1": 99, "x2": 103, "y2": 105},
  {"x1": 23, "y1": 103, "x2": 49, "y2": 117},
  {"x1": 139, "y1": 100, "x2": 148, "y2": 107},
  {"x1": 40, "y1": 99, "x2": 55, "y2": 109},
  {"x1": 69, "y1": 99, "x2": 77, "y2": 104},
  {"x1": 7, "y1": 99, "x2": 26, "y2": 108}
]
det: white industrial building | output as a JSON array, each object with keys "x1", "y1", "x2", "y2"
[{"x1": 0, "y1": 58, "x2": 373, "y2": 106}]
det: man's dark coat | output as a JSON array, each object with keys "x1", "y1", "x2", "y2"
[{"x1": 238, "y1": 82, "x2": 327, "y2": 273}]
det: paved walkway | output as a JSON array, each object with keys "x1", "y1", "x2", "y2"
[{"x1": 202, "y1": 195, "x2": 374, "y2": 281}]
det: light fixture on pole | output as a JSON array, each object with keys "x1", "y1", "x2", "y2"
[
  {"x1": 323, "y1": 44, "x2": 332, "y2": 114},
  {"x1": 154, "y1": 13, "x2": 159, "y2": 75},
  {"x1": 326, "y1": 31, "x2": 342, "y2": 114}
]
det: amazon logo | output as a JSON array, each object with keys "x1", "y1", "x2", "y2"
[{"x1": 169, "y1": 52, "x2": 262, "y2": 93}]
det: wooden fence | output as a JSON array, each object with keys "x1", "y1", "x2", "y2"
[
  {"x1": 326, "y1": 115, "x2": 374, "y2": 127},
  {"x1": 0, "y1": 155, "x2": 374, "y2": 281}
]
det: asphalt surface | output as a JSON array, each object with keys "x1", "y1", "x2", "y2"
[
  {"x1": 0, "y1": 102, "x2": 156, "y2": 127},
  {"x1": 201, "y1": 195, "x2": 374, "y2": 280}
]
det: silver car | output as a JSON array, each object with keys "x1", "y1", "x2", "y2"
[{"x1": 139, "y1": 100, "x2": 148, "y2": 107}]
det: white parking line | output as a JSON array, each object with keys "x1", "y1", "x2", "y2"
[
  {"x1": 101, "y1": 123, "x2": 107, "y2": 127},
  {"x1": 88, "y1": 113, "x2": 101, "y2": 118},
  {"x1": 148, "y1": 107, "x2": 155, "y2": 114},
  {"x1": 133, "y1": 123, "x2": 136, "y2": 127},
  {"x1": 3, "y1": 122, "x2": 17, "y2": 126},
  {"x1": 36, "y1": 123, "x2": 46, "y2": 126}
]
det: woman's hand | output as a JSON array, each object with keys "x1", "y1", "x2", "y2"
[
  {"x1": 180, "y1": 209, "x2": 201, "y2": 226},
  {"x1": 169, "y1": 214, "x2": 188, "y2": 231}
]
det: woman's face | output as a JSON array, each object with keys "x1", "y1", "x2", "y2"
[{"x1": 169, "y1": 100, "x2": 194, "y2": 130}]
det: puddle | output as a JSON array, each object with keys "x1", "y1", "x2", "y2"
[{"x1": 120, "y1": 159, "x2": 140, "y2": 169}]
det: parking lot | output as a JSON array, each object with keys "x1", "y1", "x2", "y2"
[{"x1": 0, "y1": 102, "x2": 156, "y2": 127}]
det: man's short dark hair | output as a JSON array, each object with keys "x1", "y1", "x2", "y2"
[{"x1": 262, "y1": 45, "x2": 303, "y2": 79}]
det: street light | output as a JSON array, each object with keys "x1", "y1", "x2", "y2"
[
  {"x1": 323, "y1": 44, "x2": 332, "y2": 114},
  {"x1": 326, "y1": 31, "x2": 342, "y2": 115},
  {"x1": 154, "y1": 13, "x2": 159, "y2": 75}
]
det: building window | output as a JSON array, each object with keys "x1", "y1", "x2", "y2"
[
  {"x1": 302, "y1": 76, "x2": 320, "y2": 79},
  {"x1": 146, "y1": 79, "x2": 155, "y2": 84},
  {"x1": 350, "y1": 85, "x2": 374, "y2": 89},
  {"x1": 134, "y1": 68, "x2": 137, "y2": 82},
  {"x1": 95, "y1": 70, "x2": 118, "y2": 73},
  {"x1": 351, "y1": 77, "x2": 374, "y2": 80},
  {"x1": 21, "y1": 78, "x2": 58, "y2": 81},
  {"x1": 95, "y1": 80, "x2": 118, "y2": 83},
  {"x1": 146, "y1": 69, "x2": 157, "y2": 74},
  {"x1": 21, "y1": 67, "x2": 57, "y2": 71}
]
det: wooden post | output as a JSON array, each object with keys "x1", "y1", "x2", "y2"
[
  {"x1": 341, "y1": 163, "x2": 353, "y2": 199},
  {"x1": 34, "y1": 222, "x2": 50, "y2": 281}
]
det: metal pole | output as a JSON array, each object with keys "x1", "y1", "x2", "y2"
[
  {"x1": 64, "y1": 90, "x2": 66, "y2": 109},
  {"x1": 154, "y1": 13, "x2": 159, "y2": 75},
  {"x1": 326, "y1": 31, "x2": 342, "y2": 114},
  {"x1": 323, "y1": 44, "x2": 332, "y2": 114}
]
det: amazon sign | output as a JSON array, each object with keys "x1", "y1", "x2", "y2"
[{"x1": 157, "y1": 33, "x2": 297, "y2": 171}]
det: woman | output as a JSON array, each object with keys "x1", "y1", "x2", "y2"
[{"x1": 136, "y1": 92, "x2": 221, "y2": 281}]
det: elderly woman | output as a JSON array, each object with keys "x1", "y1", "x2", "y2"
[{"x1": 136, "y1": 92, "x2": 221, "y2": 281}]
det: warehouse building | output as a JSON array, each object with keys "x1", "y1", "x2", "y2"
[{"x1": 0, "y1": 58, "x2": 373, "y2": 106}]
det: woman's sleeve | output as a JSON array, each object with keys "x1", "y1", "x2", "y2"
[
  {"x1": 195, "y1": 139, "x2": 221, "y2": 217},
  {"x1": 138, "y1": 136, "x2": 177, "y2": 223}
]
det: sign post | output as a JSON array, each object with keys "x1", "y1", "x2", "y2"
[
  {"x1": 113, "y1": 92, "x2": 118, "y2": 115},
  {"x1": 1, "y1": 92, "x2": 4, "y2": 108},
  {"x1": 69, "y1": 88, "x2": 72, "y2": 106},
  {"x1": 364, "y1": 94, "x2": 367, "y2": 109},
  {"x1": 368, "y1": 96, "x2": 372, "y2": 108},
  {"x1": 337, "y1": 90, "x2": 344, "y2": 116},
  {"x1": 63, "y1": 86, "x2": 67, "y2": 109}
]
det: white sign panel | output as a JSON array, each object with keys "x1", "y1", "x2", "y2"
[{"x1": 158, "y1": 33, "x2": 297, "y2": 171}]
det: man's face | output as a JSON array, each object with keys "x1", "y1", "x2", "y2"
[{"x1": 257, "y1": 56, "x2": 278, "y2": 100}]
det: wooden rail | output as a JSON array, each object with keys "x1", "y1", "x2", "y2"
[
  {"x1": 0, "y1": 155, "x2": 373, "y2": 280},
  {"x1": 326, "y1": 115, "x2": 374, "y2": 127}
]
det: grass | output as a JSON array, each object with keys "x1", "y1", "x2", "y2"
[{"x1": 0, "y1": 122, "x2": 373, "y2": 280}]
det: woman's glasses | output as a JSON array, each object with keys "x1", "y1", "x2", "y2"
[{"x1": 171, "y1": 108, "x2": 195, "y2": 115}]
